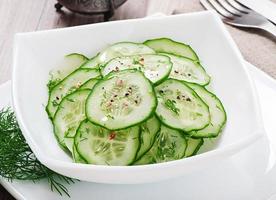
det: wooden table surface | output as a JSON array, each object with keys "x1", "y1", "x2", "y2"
[{"x1": 0, "y1": 0, "x2": 275, "y2": 199}]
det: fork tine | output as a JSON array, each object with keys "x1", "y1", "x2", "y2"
[
  {"x1": 206, "y1": 0, "x2": 235, "y2": 19},
  {"x1": 200, "y1": 0, "x2": 217, "y2": 12},
  {"x1": 200, "y1": 0, "x2": 232, "y2": 20},
  {"x1": 226, "y1": 0, "x2": 250, "y2": 13},
  {"x1": 216, "y1": 0, "x2": 242, "y2": 16}
]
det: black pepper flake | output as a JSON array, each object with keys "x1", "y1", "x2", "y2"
[
  {"x1": 102, "y1": 87, "x2": 105, "y2": 90},
  {"x1": 159, "y1": 90, "x2": 164, "y2": 94},
  {"x1": 186, "y1": 98, "x2": 191, "y2": 102},
  {"x1": 110, "y1": 99, "x2": 114, "y2": 102},
  {"x1": 125, "y1": 93, "x2": 129, "y2": 97},
  {"x1": 56, "y1": 96, "x2": 60, "y2": 100},
  {"x1": 114, "y1": 94, "x2": 118, "y2": 97},
  {"x1": 174, "y1": 70, "x2": 179, "y2": 74},
  {"x1": 134, "y1": 100, "x2": 138, "y2": 104},
  {"x1": 188, "y1": 73, "x2": 191, "y2": 76},
  {"x1": 177, "y1": 96, "x2": 180, "y2": 100}
]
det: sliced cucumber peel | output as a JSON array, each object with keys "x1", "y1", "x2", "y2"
[
  {"x1": 86, "y1": 69, "x2": 157, "y2": 130},
  {"x1": 53, "y1": 89, "x2": 90, "y2": 150},
  {"x1": 155, "y1": 79, "x2": 210, "y2": 132},
  {"x1": 161, "y1": 53, "x2": 210, "y2": 86},
  {"x1": 75, "y1": 120, "x2": 140, "y2": 165},
  {"x1": 135, "y1": 125, "x2": 187, "y2": 165},
  {"x1": 101, "y1": 54, "x2": 172, "y2": 85},
  {"x1": 144, "y1": 38, "x2": 198, "y2": 61},
  {"x1": 187, "y1": 83, "x2": 227, "y2": 138}
]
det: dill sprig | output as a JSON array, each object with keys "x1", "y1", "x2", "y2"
[
  {"x1": 164, "y1": 99, "x2": 180, "y2": 115},
  {"x1": 0, "y1": 107, "x2": 75, "y2": 197}
]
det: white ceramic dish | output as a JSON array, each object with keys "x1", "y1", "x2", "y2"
[
  {"x1": 2, "y1": 62, "x2": 276, "y2": 200},
  {"x1": 12, "y1": 11, "x2": 264, "y2": 184}
]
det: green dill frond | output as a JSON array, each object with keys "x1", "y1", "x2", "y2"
[{"x1": 0, "y1": 107, "x2": 74, "y2": 196}]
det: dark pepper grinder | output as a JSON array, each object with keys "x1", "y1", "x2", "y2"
[{"x1": 55, "y1": 0, "x2": 127, "y2": 21}]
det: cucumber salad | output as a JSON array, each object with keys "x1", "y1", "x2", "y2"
[{"x1": 46, "y1": 38, "x2": 227, "y2": 166}]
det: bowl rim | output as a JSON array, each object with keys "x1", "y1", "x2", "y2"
[{"x1": 12, "y1": 10, "x2": 265, "y2": 172}]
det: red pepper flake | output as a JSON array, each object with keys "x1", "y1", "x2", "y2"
[{"x1": 109, "y1": 132, "x2": 116, "y2": 140}]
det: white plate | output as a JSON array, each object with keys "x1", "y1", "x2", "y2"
[
  {"x1": 1, "y1": 61, "x2": 276, "y2": 200},
  {"x1": 12, "y1": 10, "x2": 263, "y2": 183}
]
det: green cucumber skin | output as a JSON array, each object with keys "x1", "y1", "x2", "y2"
[
  {"x1": 72, "y1": 143, "x2": 88, "y2": 164},
  {"x1": 155, "y1": 78, "x2": 211, "y2": 132},
  {"x1": 161, "y1": 53, "x2": 210, "y2": 86},
  {"x1": 47, "y1": 53, "x2": 89, "y2": 91},
  {"x1": 186, "y1": 83, "x2": 227, "y2": 138},
  {"x1": 52, "y1": 89, "x2": 90, "y2": 149},
  {"x1": 144, "y1": 38, "x2": 199, "y2": 61},
  {"x1": 81, "y1": 53, "x2": 100, "y2": 69},
  {"x1": 47, "y1": 38, "x2": 228, "y2": 165},
  {"x1": 97, "y1": 42, "x2": 155, "y2": 65},
  {"x1": 66, "y1": 53, "x2": 88, "y2": 60},
  {"x1": 191, "y1": 138, "x2": 204, "y2": 156},
  {"x1": 85, "y1": 69, "x2": 158, "y2": 131},
  {"x1": 46, "y1": 68, "x2": 100, "y2": 120},
  {"x1": 75, "y1": 120, "x2": 141, "y2": 165},
  {"x1": 79, "y1": 77, "x2": 102, "y2": 90},
  {"x1": 100, "y1": 54, "x2": 172, "y2": 86},
  {"x1": 134, "y1": 115, "x2": 161, "y2": 161},
  {"x1": 73, "y1": 120, "x2": 90, "y2": 164},
  {"x1": 184, "y1": 137, "x2": 204, "y2": 157},
  {"x1": 134, "y1": 124, "x2": 187, "y2": 165}
]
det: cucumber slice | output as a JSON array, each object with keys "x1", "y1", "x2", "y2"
[
  {"x1": 101, "y1": 54, "x2": 172, "y2": 84},
  {"x1": 47, "y1": 53, "x2": 88, "y2": 90},
  {"x1": 184, "y1": 137, "x2": 204, "y2": 157},
  {"x1": 155, "y1": 79, "x2": 210, "y2": 132},
  {"x1": 81, "y1": 53, "x2": 100, "y2": 69},
  {"x1": 79, "y1": 78, "x2": 101, "y2": 90},
  {"x1": 86, "y1": 69, "x2": 157, "y2": 130},
  {"x1": 64, "y1": 137, "x2": 74, "y2": 152},
  {"x1": 46, "y1": 68, "x2": 100, "y2": 119},
  {"x1": 53, "y1": 89, "x2": 90, "y2": 149},
  {"x1": 135, "y1": 125, "x2": 187, "y2": 165},
  {"x1": 161, "y1": 53, "x2": 210, "y2": 85},
  {"x1": 144, "y1": 38, "x2": 198, "y2": 61},
  {"x1": 72, "y1": 144, "x2": 87, "y2": 163},
  {"x1": 187, "y1": 84, "x2": 227, "y2": 138},
  {"x1": 135, "y1": 115, "x2": 161, "y2": 160},
  {"x1": 75, "y1": 120, "x2": 140, "y2": 165},
  {"x1": 98, "y1": 42, "x2": 155, "y2": 64}
]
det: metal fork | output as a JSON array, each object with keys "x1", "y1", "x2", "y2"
[{"x1": 200, "y1": 0, "x2": 276, "y2": 37}]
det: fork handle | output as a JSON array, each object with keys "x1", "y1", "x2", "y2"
[{"x1": 261, "y1": 22, "x2": 276, "y2": 37}]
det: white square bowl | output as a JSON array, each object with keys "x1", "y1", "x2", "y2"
[{"x1": 12, "y1": 11, "x2": 264, "y2": 184}]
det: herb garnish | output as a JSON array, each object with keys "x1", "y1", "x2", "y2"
[
  {"x1": 165, "y1": 99, "x2": 180, "y2": 115},
  {"x1": 47, "y1": 73, "x2": 61, "y2": 91},
  {"x1": 0, "y1": 108, "x2": 74, "y2": 196}
]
